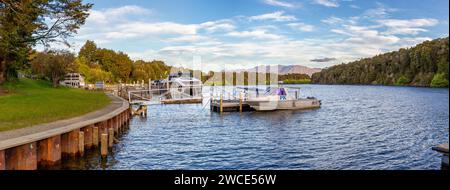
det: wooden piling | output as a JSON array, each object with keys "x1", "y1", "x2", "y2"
[
  {"x1": 37, "y1": 135, "x2": 61, "y2": 166},
  {"x1": 82, "y1": 125, "x2": 93, "y2": 149},
  {"x1": 79, "y1": 131, "x2": 84, "y2": 156},
  {"x1": 101, "y1": 134, "x2": 108, "y2": 157},
  {"x1": 220, "y1": 94, "x2": 223, "y2": 113},
  {"x1": 108, "y1": 128, "x2": 114, "y2": 148},
  {"x1": 113, "y1": 116, "x2": 119, "y2": 135},
  {"x1": 99, "y1": 121, "x2": 108, "y2": 140},
  {"x1": 0, "y1": 150, "x2": 5, "y2": 170},
  {"x1": 239, "y1": 93, "x2": 243, "y2": 112},
  {"x1": 5, "y1": 142, "x2": 37, "y2": 170},
  {"x1": 93, "y1": 126, "x2": 99, "y2": 147},
  {"x1": 61, "y1": 129, "x2": 79, "y2": 157}
]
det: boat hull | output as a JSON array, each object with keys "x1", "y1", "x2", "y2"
[{"x1": 247, "y1": 98, "x2": 321, "y2": 111}]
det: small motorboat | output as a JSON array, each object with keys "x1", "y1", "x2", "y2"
[{"x1": 244, "y1": 87, "x2": 321, "y2": 111}]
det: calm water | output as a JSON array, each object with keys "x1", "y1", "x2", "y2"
[{"x1": 61, "y1": 85, "x2": 449, "y2": 170}]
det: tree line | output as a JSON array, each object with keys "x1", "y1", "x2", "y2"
[
  {"x1": 76, "y1": 40, "x2": 171, "y2": 83},
  {"x1": 311, "y1": 37, "x2": 449, "y2": 87}
]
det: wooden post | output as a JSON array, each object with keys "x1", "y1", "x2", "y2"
[
  {"x1": 79, "y1": 131, "x2": 84, "y2": 156},
  {"x1": 93, "y1": 126, "x2": 99, "y2": 147},
  {"x1": 220, "y1": 94, "x2": 223, "y2": 113},
  {"x1": 114, "y1": 116, "x2": 119, "y2": 135},
  {"x1": 239, "y1": 92, "x2": 243, "y2": 112},
  {"x1": 37, "y1": 135, "x2": 61, "y2": 166},
  {"x1": 0, "y1": 150, "x2": 5, "y2": 170},
  {"x1": 5, "y1": 143, "x2": 37, "y2": 170},
  {"x1": 61, "y1": 129, "x2": 79, "y2": 157},
  {"x1": 82, "y1": 125, "x2": 93, "y2": 149},
  {"x1": 108, "y1": 128, "x2": 114, "y2": 148},
  {"x1": 101, "y1": 134, "x2": 108, "y2": 157},
  {"x1": 100, "y1": 121, "x2": 108, "y2": 140}
]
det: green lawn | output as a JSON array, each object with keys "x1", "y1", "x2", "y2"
[{"x1": 0, "y1": 79, "x2": 111, "y2": 131}]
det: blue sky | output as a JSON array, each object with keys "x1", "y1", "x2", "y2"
[{"x1": 68, "y1": 0, "x2": 449, "y2": 71}]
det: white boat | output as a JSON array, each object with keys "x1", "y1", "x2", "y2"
[
  {"x1": 244, "y1": 87, "x2": 321, "y2": 111},
  {"x1": 152, "y1": 72, "x2": 203, "y2": 100}
]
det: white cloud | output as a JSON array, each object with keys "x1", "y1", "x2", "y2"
[
  {"x1": 87, "y1": 5, "x2": 151, "y2": 24},
  {"x1": 363, "y1": 3, "x2": 397, "y2": 18},
  {"x1": 377, "y1": 19, "x2": 439, "y2": 35},
  {"x1": 166, "y1": 35, "x2": 211, "y2": 43},
  {"x1": 249, "y1": 11, "x2": 297, "y2": 22},
  {"x1": 263, "y1": 0, "x2": 299, "y2": 8},
  {"x1": 199, "y1": 20, "x2": 236, "y2": 32},
  {"x1": 312, "y1": 0, "x2": 339, "y2": 7},
  {"x1": 321, "y1": 16, "x2": 344, "y2": 24},
  {"x1": 103, "y1": 22, "x2": 198, "y2": 40},
  {"x1": 227, "y1": 30, "x2": 283, "y2": 40},
  {"x1": 287, "y1": 23, "x2": 315, "y2": 32}
]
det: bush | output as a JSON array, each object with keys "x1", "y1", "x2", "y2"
[
  {"x1": 395, "y1": 75, "x2": 410, "y2": 86},
  {"x1": 430, "y1": 73, "x2": 449, "y2": 87}
]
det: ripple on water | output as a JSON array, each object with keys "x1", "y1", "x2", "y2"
[{"x1": 65, "y1": 85, "x2": 448, "y2": 170}]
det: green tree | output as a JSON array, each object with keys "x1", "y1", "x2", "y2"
[
  {"x1": 78, "y1": 40, "x2": 97, "y2": 66},
  {"x1": 0, "y1": 0, "x2": 92, "y2": 84}
]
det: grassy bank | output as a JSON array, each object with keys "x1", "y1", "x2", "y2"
[{"x1": 0, "y1": 79, "x2": 110, "y2": 131}]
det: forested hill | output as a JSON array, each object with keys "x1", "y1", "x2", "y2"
[{"x1": 311, "y1": 37, "x2": 449, "y2": 87}]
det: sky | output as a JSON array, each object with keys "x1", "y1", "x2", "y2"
[{"x1": 62, "y1": 0, "x2": 449, "y2": 71}]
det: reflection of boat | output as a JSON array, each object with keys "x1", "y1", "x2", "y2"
[{"x1": 244, "y1": 87, "x2": 321, "y2": 111}]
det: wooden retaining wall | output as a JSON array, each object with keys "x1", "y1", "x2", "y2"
[{"x1": 0, "y1": 94, "x2": 131, "y2": 170}]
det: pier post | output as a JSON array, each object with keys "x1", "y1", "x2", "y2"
[
  {"x1": 5, "y1": 142, "x2": 37, "y2": 170},
  {"x1": 37, "y1": 135, "x2": 61, "y2": 166},
  {"x1": 93, "y1": 126, "x2": 99, "y2": 147},
  {"x1": 99, "y1": 121, "x2": 108, "y2": 140},
  {"x1": 108, "y1": 128, "x2": 114, "y2": 148},
  {"x1": 79, "y1": 131, "x2": 85, "y2": 156},
  {"x1": 101, "y1": 134, "x2": 108, "y2": 157},
  {"x1": 0, "y1": 150, "x2": 5, "y2": 170},
  {"x1": 61, "y1": 129, "x2": 79, "y2": 157},
  {"x1": 82, "y1": 125, "x2": 93, "y2": 149},
  {"x1": 118, "y1": 114, "x2": 122, "y2": 134},
  {"x1": 220, "y1": 94, "x2": 223, "y2": 113},
  {"x1": 239, "y1": 93, "x2": 243, "y2": 112},
  {"x1": 114, "y1": 116, "x2": 119, "y2": 135}
]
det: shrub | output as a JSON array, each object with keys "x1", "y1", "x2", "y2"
[
  {"x1": 395, "y1": 75, "x2": 410, "y2": 86},
  {"x1": 430, "y1": 73, "x2": 449, "y2": 87}
]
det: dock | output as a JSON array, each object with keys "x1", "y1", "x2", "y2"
[
  {"x1": 162, "y1": 98, "x2": 203, "y2": 104},
  {"x1": 210, "y1": 99, "x2": 255, "y2": 112}
]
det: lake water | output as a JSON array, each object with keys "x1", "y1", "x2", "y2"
[{"x1": 61, "y1": 85, "x2": 449, "y2": 170}]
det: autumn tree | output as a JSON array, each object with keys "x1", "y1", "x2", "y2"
[{"x1": 31, "y1": 50, "x2": 76, "y2": 87}]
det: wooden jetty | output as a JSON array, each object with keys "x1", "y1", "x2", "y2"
[
  {"x1": 210, "y1": 99, "x2": 255, "y2": 112},
  {"x1": 162, "y1": 98, "x2": 203, "y2": 104},
  {"x1": 432, "y1": 143, "x2": 449, "y2": 170}
]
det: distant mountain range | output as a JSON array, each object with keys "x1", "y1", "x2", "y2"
[{"x1": 235, "y1": 65, "x2": 322, "y2": 76}]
